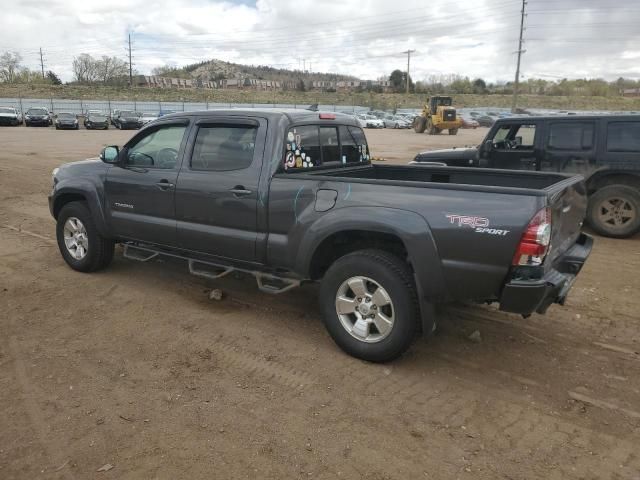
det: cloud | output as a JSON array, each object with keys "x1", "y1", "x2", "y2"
[{"x1": 1, "y1": 0, "x2": 638, "y2": 83}]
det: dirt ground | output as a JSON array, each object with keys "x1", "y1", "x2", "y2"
[{"x1": 0, "y1": 125, "x2": 639, "y2": 480}]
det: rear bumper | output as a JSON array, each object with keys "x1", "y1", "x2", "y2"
[{"x1": 499, "y1": 233, "x2": 593, "y2": 316}]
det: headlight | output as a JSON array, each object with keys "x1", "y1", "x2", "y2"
[{"x1": 52, "y1": 167, "x2": 59, "y2": 186}]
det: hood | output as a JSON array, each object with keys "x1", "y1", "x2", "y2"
[
  {"x1": 57, "y1": 159, "x2": 107, "y2": 179},
  {"x1": 413, "y1": 146, "x2": 479, "y2": 167}
]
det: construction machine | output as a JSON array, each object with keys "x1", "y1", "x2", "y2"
[{"x1": 413, "y1": 96, "x2": 462, "y2": 135}]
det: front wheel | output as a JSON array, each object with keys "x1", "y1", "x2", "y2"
[
  {"x1": 587, "y1": 185, "x2": 640, "y2": 238},
  {"x1": 319, "y1": 249, "x2": 419, "y2": 362},
  {"x1": 56, "y1": 202, "x2": 115, "y2": 272}
]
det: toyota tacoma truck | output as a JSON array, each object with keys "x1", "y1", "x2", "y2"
[{"x1": 49, "y1": 109, "x2": 592, "y2": 362}]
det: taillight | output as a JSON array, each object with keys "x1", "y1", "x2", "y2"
[
  {"x1": 319, "y1": 113, "x2": 336, "y2": 120},
  {"x1": 512, "y1": 208, "x2": 552, "y2": 266}
]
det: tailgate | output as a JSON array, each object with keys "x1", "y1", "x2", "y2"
[{"x1": 545, "y1": 176, "x2": 588, "y2": 266}]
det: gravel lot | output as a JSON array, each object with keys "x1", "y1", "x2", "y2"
[{"x1": 0, "y1": 125, "x2": 639, "y2": 479}]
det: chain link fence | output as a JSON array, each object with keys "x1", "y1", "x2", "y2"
[{"x1": 0, "y1": 97, "x2": 376, "y2": 116}]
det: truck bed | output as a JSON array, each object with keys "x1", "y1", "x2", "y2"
[{"x1": 312, "y1": 163, "x2": 577, "y2": 194}]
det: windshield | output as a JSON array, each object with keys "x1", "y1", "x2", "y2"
[
  {"x1": 90, "y1": 115, "x2": 107, "y2": 121},
  {"x1": 120, "y1": 111, "x2": 138, "y2": 117},
  {"x1": 0, "y1": 107, "x2": 15, "y2": 114},
  {"x1": 58, "y1": 113, "x2": 75, "y2": 119},
  {"x1": 27, "y1": 108, "x2": 47, "y2": 115}
]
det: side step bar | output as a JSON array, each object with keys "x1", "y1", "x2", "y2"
[{"x1": 122, "y1": 243, "x2": 301, "y2": 295}]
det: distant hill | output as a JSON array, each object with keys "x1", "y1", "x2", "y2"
[{"x1": 157, "y1": 58, "x2": 360, "y2": 84}]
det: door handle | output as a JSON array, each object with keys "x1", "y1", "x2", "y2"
[
  {"x1": 156, "y1": 179, "x2": 175, "y2": 190},
  {"x1": 230, "y1": 186, "x2": 252, "y2": 197}
]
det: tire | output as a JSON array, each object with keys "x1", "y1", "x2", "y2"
[
  {"x1": 587, "y1": 185, "x2": 640, "y2": 238},
  {"x1": 55, "y1": 125, "x2": 59, "y2": 130},
  {"x1": 56, "y1": 201, "x2": 115, "y2": 272},
  {"x1": 449, "y1": 128, "x2": 458, "y2": 135},
  {"x1": 414, "y1": 116, "x2": 426, "y2": 133},
  {"x1": 319, "y1": 249, "x2": 419, "y2": 362}
]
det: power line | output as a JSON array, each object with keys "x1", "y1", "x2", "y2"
[{"x1": 512, "y1": 0, "x2": 527, "y2": 112}]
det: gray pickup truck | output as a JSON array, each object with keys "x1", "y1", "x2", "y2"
[{"x1": 49, "y1": 109, "x2": 592, "y2": 362}]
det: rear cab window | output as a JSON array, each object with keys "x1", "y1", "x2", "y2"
[
  {"x1": 547, "y1": 122, "x2": 595, "y2": 151},
  {"x1": 606, "y1": 121, "x2": 640, "y2": 152},
  {"x1": 283, "y1": 123, "x2": 370, "y2": 171}
]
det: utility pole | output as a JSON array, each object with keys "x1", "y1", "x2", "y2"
[
  {"x1": 511, "y1": 0, "x2": 527, "y2": 112},
  {"x1": 403, "y1": 49, "x2": 415, "y2": 94},
  {"x1": 128, "y1": 33, "x2": 133, "y2": 88},
  {"x1": 39, "y1": 47, "x2": 45, "y2": 79}
]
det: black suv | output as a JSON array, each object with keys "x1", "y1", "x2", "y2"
[{"x1": 414, "y1": 115, "x2": 640, "y2": 238}]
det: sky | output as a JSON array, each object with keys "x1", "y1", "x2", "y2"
[{"x1": 2, "y1": 0, "x2": 640, "y2": 83}]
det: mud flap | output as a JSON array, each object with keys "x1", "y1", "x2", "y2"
[{"x1": 414, "y1": 273, "x2": 436, "y2": 335}]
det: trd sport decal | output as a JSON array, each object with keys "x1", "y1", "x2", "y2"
[{"x1": 445, "y1": 214, "x2": 510, "y2": 236}]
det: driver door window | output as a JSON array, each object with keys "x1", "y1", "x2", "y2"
[
  {"x1": 126, "y1": 125, "x2": 187, "y2": 169},
  {"x1": 492, "y1": 124, "x2": 536, "y2": 150}
]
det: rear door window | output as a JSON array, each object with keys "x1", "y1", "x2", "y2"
[
  {"x1": 547, "y1": 122, "x2": 594, "y2": 151},
  {"x1": 606, "y1": 122, "x2": 640, "y2": 152},
  {"x1": 191, "y1": 125, "x2": 257, "y2": 171}
]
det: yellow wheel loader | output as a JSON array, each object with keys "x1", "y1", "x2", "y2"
[{"x1": 413, "y1": 96, "x2": 462, "y2": 135}]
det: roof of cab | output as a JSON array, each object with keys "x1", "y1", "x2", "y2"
[
  {"x1": 496, "y1": 114, "x2": 640, "y2": 123},
  {"x1": 159, "y1": 108, "x2": 360, "y2": 125}
]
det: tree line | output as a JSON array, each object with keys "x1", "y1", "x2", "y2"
[
  {"x1": 2, "y1": 50, "x2": 639, "y2": 97},
  {"x1": 0, "y1": 51, "x2": 131, "y2": 86}
]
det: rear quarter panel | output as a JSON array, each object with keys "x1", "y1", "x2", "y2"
[{"x1": 267, "y1": 176, "x2": 542, "y2": 302}]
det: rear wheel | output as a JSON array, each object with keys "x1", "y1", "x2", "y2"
[
  {"x1": 414, "y1": 116, "x2": 426, "y2": 133},
  {"x1": 587, "y1": 185, "x2": 640, "y2": 238},
  {"x1": 56, "y1": 202, "x2": 115, "y2": 272},
  {"x1": 319, "y1": 249, "x2": 419, "y2": 362}
]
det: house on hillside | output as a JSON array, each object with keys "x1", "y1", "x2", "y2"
[{"x1": 623, "y1": 88, "x2": 640, "y2": 97}]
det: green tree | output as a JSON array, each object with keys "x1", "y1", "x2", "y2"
[
  {"x1": 472, "y1": 78, "x2": 487, "y2": 94},
  {"x1": 46, "y1": 70, "x2": 62, "y2": 85}
]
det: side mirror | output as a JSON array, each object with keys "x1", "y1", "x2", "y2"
[
  {"x1": 100, "y1": 145, "x2": 120, "y2": 164},
  {"x1": 483, "y1": 140, "x2": 493, "y2": 153}
]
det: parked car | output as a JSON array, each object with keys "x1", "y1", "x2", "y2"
[
  {"x1": 55, "y1": 112, "x2": 79, "y2": 130},
  {"x1": 0, "y1": 106, "x2": 23, "y2": 126},
  {"x1": 158, "y1": 110, "x2": 175, "y2": 117},
  {"x1": 383, "y1": 115, "x2": 410, "y2": 129},
  {"x1": 476, "y1": 115, "x2": 495, "y2": 127},
  {"x1": 353, "y1": 114, "x2": 367, "y2": 128},
  {"x1": 139, "y1": 112, "x2": 159, "y2": 125},
  {"x1": 413, "y1": 115, "x2": 640, "y2": 238},
  {"x1": 113, "y1": 111, "x2": 143, "y2": 130},
  {"x1": 24, "y1": 107, "x2": 52, "y2": 127},
  {"x1": 460, "y1": 116, "x2": 479, "y2": 129},
  {"x1": 49, "y1": 109, "x2": 591, "y2": 362},
  {"x1": 358, "y1": 114, "x2": 384, "y2": 128},
  {"x1": 84, "y1": 113, "x2": 109, "y2": 130}
]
